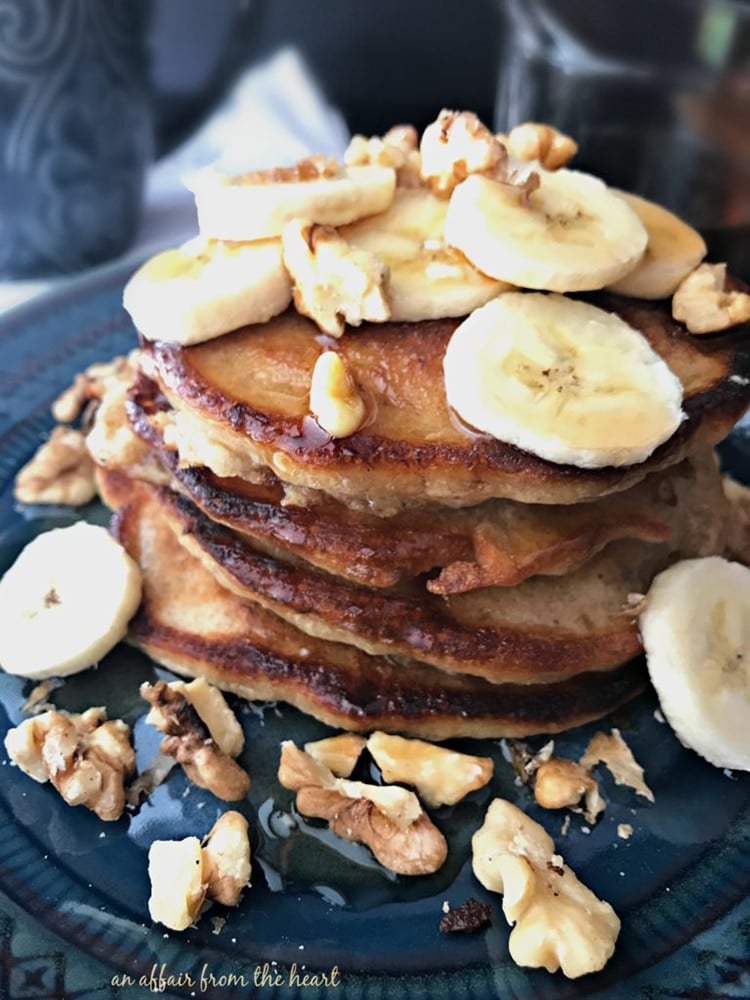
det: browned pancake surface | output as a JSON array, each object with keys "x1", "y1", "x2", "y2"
[
  {"x1": 109, "y1": 474, "x2": 646, "y2": 739},
  {"x1": 99, "y1": 457, "x2": 728, "y2": 685},
  {"x1": 149, "y1": 295, "x2": 750, "y2": 507},
  {"x1": 123, "y1": 379, "x2": 720, "y2": 591}
]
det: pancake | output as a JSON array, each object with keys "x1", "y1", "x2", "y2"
[
  {"x1": 110, "y1": 477, "x2": 647, "y2": 740},
  {"x1": 98, "y1": 450, "x2": 729, "y2": 685},
  {"x1": 147, "y1": 293, "x2": 750, "y2": 512},
  {"x1": 124, "y1": 371, "x2": 714, "y2": 592}
]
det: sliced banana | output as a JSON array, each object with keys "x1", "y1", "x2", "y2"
[
  {"x1": 639, "y1": 556, "x2": 750, "y2": 771},
  {"x1": 443, "y1": 293, "x2": 684, "y2": 468},
  {"x1": 341, "y1": 188, "x2": 510, "y2": 321},
  {"x1": 123, "y1": 237, "x2": 292, "y2": 346},
  {"x1": 607, "y1": 191, "x2": 707, "y2": 300},
  {"x1": 190, "y1": 160, "x2": 396, "y2": 241},
  {"x1": 0, "y1": 522, "x2": 142, "y2": 680},
  {"x1": 444, "y1": 169, "x2": 648, "y2": 292}
]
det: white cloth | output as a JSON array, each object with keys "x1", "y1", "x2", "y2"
[{"x1": 0, "y1": 48, "x2": 349, "y2": 314}]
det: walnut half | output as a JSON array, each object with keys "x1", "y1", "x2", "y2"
[
  {"x1": 281, "y1": 219, "x2": 390, "y2": 337},
  {"x1": 278, "y1": 741, "x2": 447, "y2": 876},
  {"x1": 308, "y1": 351, "x2": 367, "y2": 439},
  {"x1": 366, "y1": 731, "x2": 493, "y2": 807},
  {"x1": 141, "y1": 681, "x2": 250, "y2": 802},
  {"x1": 147, "y1": 810, "x2": 251, "y2": 931},
  {"x1": 672, "y1": 262, "x2": 750, "y2": 334},
  {"x1": 502, "y1": 122, "x2": 578, "y2": 171},
  {"x1": 4, "y1": 707, "x2": 135, "y2": 821},
  {"x1": 533, "y1": 757, "x2": 605, "y2": 825},
  {"x1": 14, "y1": 426, "x2": 97, "y2": 507},
  {"x1": 472, "y1": 799, "x2": 620, "y2": 978}
]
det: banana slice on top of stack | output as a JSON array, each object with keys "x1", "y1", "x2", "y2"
[
  {"x1": 121, "y1": 108, "x2": 727, "y2": 480},
  {"x1": 444, "y1": 168, "x2": 649, "y2": 293},
  {"x1": 341, "y1": 188, "x2": 511, "y2": 322},
  {"x1": 443, "y1": 293, "x2": 685, "y2": 469}
]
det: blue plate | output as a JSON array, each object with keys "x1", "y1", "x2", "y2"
[{"x1": 0, "y1": 260, "x2": 748, "y2": 1000}]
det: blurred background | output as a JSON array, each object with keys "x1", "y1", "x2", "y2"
[
  {"x1": 149, "y1": 0, "x2": 501, "y2": 154},
  {"x1": 147, "y1": 0, "x2": 750, "y2": 278},
  {"x1": 1, "y1": 0, "x2": 749, "y2": 282}
]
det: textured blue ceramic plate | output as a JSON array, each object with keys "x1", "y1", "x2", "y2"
[{"x1": 0, "y1": 261, "x2": 748, "y2": 1000}]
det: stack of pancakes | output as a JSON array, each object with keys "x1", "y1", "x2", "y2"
[{"x1": 92, "y1": 290, "x2": 750, "y2": 740}]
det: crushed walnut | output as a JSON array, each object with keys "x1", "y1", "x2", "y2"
[
  {"x1": 51, "y1": 354, "x2": 133, "y2": 424},
  {"x1": 85, "y1": 357, "x2": 153, "y2": 473},
  {"x1": 579, "y1": 729, "x2": 654, "y2": 803},
  {"x1": 366, "y1": 731, "x2": 493, "y2": 808},
  {"x1": 309, "y1": 351, "x2": 367, "y2": 438},
  {"x1": 281, "y1": 219, "x2": 390, "y2": 337},
  {"x1": 420, "y1": 109, "x2": 539, "y2": 199},
  {"x1": 141, "y1": 681, "x2": 250, "y2": 802},
  {"x1": 148, "y1": 835, "x2": 206, "y2": 930},
  {"x1": 14, "y1": 426, "x2": 97, "y2": 506},
  {"x1": 345, "y1": 126, "x2": 421, "y2": 188},
  {"x1": 533, "y1": 757, "x2": 606, "y2": 825},
  {"x1": 472, "y1": 798, "x2": 620, "y2": 978},
  {"x1": 278, "y1": 741, "x2": 447, "y2": 876},
  {"x1": 147, "y1": 809, "x2": 251, "y2": 931},
  {"x1": 230, "y1": 154, "x2": 340, "y2": 186},
  {"x1": 421, "y1": 110, "x2": 505, "y2": 197},
  {"x1": 201, "y1": 810, "x2": 252, "y2": 906},
  {"x1": 4, "y1": 707, "x2": 135, "y2": 821},
  {"x1": 304, "y1": 732, "x2": 366, "y2": 777},
  {"x1": 503, "y1": 739, "x2": 555, "y2": 785},
  {"x1": 672, "y1": 262, "x2": 750, "y2": 334},
  {"x1": 501, "y1": 122, "x2": 578, "y2": 171}
]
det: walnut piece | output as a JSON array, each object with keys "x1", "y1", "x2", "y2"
[
  {"x1": 14, "y1": 426, "x2": 97, "y2": 506},
  {"x1": 278, "y1": 740, "x2": 447, "y2": 875},
  {"x1": 281, "y1": 219, "x2": 390, "y2": 337},
  {"x1": 304, "y1": 732, "x2": 366, "y2": 777},
  {"x1": 85, "y1": 357, "x2": 152, "y2": 473},
  {"x1": 504, "y1": 739, "x2": 555, "y2": 785},
  {"x1": 579, "y1": 729, "x2": 654, "y2": 802},
  {"x1": 534, "y1": 758, "x2": 606, "y2": 824},
  {"x1": 421, "y1": 110, "x2": 506, "y2": 197},
  {"x1": 4, "y1": 707, "x2": 135, "y2": 821},
  {"x1": 502, "y1": 122, "x2": 578, "y2": 170},
  {"x1": 148, "y1": 810, "x2": 251, "y2": 930},
  {"x1": 202, "y1": 810, "x2": 252, "y2": 906},
  {"x1": 148, "y1": 836, "x2": 206, "y2": 930},
  {"x1": 345, "y1": 127, "x2": 421, "y2": 188},
  {"x1": 231, "y1": 154, "x2": 340, "y2": 185},
  {"x1": 51, "y1": 354, "x2": 133, "y2": 423},
  {"x1": 309, "y1": 351, "x2": 367, "y2": 438},
  {"x1": 420, "y1": 109, "x2": 539, "y2": 199},
  {"x1": 472, "y1": 798, "x2": 620, "y2": 978},
  {"x1": 366, "y1": 731, "x2": 493, "y2": 807},
  {"x1": 170, "y1": 677, "x2": 244, "y2": 758},
  {"x1": 672, "y1": 262, "x2": 750, "y2": 334},
  {"x1": 141, "y1": 681, "x2": 250, "y2": 801}
]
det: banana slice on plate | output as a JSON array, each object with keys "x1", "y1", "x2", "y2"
[
  {"x1": 341, "y1": 188, "x2": 511, "y2": 321},
  {"x1": 607, "y1": 191, "x2": 707, "y2": 300},
  {"x1": 444, "y1": 169, "x2": 648, "y2": 292},
  {"x1": 639, "y1": 556, "x2": 750, "y2": 771},
  {"x1": 443, "y1": 292, "x2": 684, "y2": 468},
  {"x1": 123, "y1": 237, "x2": 292, "y2": 346},
  {"x1": 190, "y1": 160, "x2": 396, "y2": 242},
  {"x1": 0, "y1": 522, "x2": 142, "y2": 680}
]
